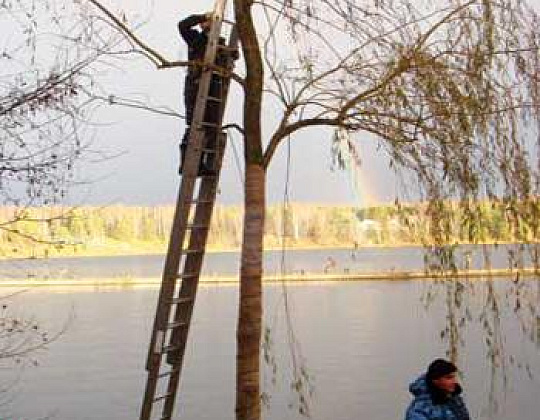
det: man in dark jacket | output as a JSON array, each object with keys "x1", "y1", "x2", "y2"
[
  {"x1": 405, "y1": 359, "x2": 471, "y2": 420},
  {"x1": 178, "y1": 12, "x2": 235, "y2": 175}
]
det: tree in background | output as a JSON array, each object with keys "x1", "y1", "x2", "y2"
[
  {"x1": 0, "y1": 0, "x2": 118, "y2": 248},
  {"x1": 0, "y1": 2, "x2": 114, "y2": 413},
  {"x1": 85, "y1": 0, "x2": 539, "y2": 419}
]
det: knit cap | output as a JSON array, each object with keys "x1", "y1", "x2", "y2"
[{"x1": 426, "y1": 359, "x2": 457, "y2": 381}]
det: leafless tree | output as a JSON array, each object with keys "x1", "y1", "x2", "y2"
[
  {"x1": 0, "y1": 2, "x2": 113, "y2": 414},
  {"x1": 234, "y1": 0, "x2": 540, "y2": 417},
  {"x1": 0, "y1": 0, "x2": 122, "y2": 249}
]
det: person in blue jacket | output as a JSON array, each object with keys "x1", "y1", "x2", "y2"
[{"x1": 405, "y1": 359, "x2": 471, "y2": 420}]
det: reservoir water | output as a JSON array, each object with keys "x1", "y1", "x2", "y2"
[
  {"x1": 0, "y1": 244, "x2": 534, "y2": 280},
  {"x1": 0, "y1": 248, "x2": 539, "y2": 420}
]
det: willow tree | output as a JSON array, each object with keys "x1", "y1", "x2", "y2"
[
  {"x1": 234, "y1": 0, "x2": 539, "y2": 418},
  {"x1": 86, "y1": 0, "x2": 539, "y2": 419}
]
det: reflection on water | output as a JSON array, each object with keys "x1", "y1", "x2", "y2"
[{"x1": 2, "y1": 280, "x2": 539, "y2": 420}]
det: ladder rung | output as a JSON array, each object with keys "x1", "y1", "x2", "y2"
[
  {"x1": 162, "y1": 344, "x2": 182, "y2": 354},
  {"x1": 199, "y1": 172, "x2": 218, "y2": 178},
  {"x1": 176, "y1": 272, "x2": 198, "y2": 280},
  {"x1": 153, "y1": 392, "x2": 173, "y2": 402},
  {"x1": 201, "y1": 147, "x2": 218, "y2": 153},
  {"x1": 207, "y1": 96, "x2": 223, "y2": 102},
  {"x1": 185, "y1": 224, "x2": 209, "y2": 230},
  {"x1": 169, "y1": 296, "x2": 193, "y2": 305},
  {"x1": 167, "y1": 320, "x2": 187, "y2": 330},
  {"x1": 157, "y1": 368, "x2": 180, "y2": 379},
  {"x1": 222, "y1": 19, "x2": 235, "y2": 25},
  {"x1": 212, "y1": 70, "x2": 232, "y2": 78},
  {"x1": 190, "y1": 199, "x2": 213, "y2": 204},
  {"x1": 200, "y1": 121, "x2": 220, "y2": 128},
  {"x1": 217, "y1": 44, "x2": 238, "y2": 52},
  {"x1": 181, "y1": 248, "x2": 204, "y2": 255}
]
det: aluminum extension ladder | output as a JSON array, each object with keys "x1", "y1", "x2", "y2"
[{"x1": 139, "y1": 1, "x2": 237, "y2": 418}]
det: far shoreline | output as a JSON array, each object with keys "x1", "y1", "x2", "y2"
[
  {"x1": 0, "y1": 242, "x2": 415, "y2": 261},
  {"x1": 0, "y1": 240, "x2": 534, "y2": 261},
  {"x1": 0, "y1": 267, "x2": 537, "y2": 288}
]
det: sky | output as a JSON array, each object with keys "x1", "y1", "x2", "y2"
[
  {"x1": 23, "y1": 0, "x2": 540, "y2": 208},
  {"x1": 66, "y1": 0, "x2": 399, "y2": 208}
]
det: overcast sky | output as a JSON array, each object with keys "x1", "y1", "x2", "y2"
[
  {"x1": 5, "y1": 0, "x2": 540, "y2": 208},
  {"x1": 68, "y1": 0, "x2": 539, "y2": 207},
  {"x1": 73, "y1": 88, "x2": 396, "y2": 207},
  {"x1": 58, "y1": 0, "x2": 407, "y2": 208}
]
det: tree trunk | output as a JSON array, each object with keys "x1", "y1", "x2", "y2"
[
  {"x1": 234, "y1": 0, "x2": 265, "y2": 419},
  {"x1": 236, "y1": 163, "x2": 265, "y2": 420}
]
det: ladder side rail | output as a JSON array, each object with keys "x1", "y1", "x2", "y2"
[
  {"x1": 166, "y1": 133, "x2": 227, "y2": 359},
  {"x1": 212, "y1": 26, "x2": 239, "y2": 132},
  {"x1": 139, "y1": 134, "x2": 205, "y2": 420},
  {"x1": 160, "y1": 25, "x2": 238, "y2": 402},
  {"x1": 160, "y1": 28, "x2": 239, "y2": 410},
  {"x1": 143, "y1": 0, "x2": 230, "y2": 372},
  {"x1": 144, "y1": 129, "x2": 205, "y2": 371},
  {"x1": 163, "y1": 140, "x2": 228, "y2": 418},
  {"x1": 187, "y1": 0, "x2": 227, "y2": 140},
  {"x1": 140, "y1": 30, "x2": 224, "y2": 420},
  {"x1": 163, "y1": 28, "x2": 239, "y2": 368},
  {"x1": 139, "y1": 1, "x2": 231, "y2": 418},
  {"x1": 161, "y1": 133, "x2": 228, "y2": 419}
]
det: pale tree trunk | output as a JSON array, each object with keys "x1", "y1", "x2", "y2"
[
  {"x1": 237, "y1": 164, "x2": 265, "y2": 420},
  {"x1": 234, "y1": 0, "x2": 265, "y2": 419}
]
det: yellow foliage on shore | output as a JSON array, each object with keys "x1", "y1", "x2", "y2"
[{"x1": 0, "y1": 200, "x2": 535, "y2": 258}]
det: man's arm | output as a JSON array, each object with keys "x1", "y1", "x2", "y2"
[{"x1": 178, "y1": 14, "x2": 207, "y2": 46}]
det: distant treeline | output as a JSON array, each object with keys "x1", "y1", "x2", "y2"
[{"x1": 0, "y1": 200, "x2": 537, "y2": 257}]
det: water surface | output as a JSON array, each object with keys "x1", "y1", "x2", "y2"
[
  {"x1": 0, "y1": 244, "x2": 532, "y2": 280},
  {"x1": 2, "y1": 279, "x2": 539, "y2": 420}
]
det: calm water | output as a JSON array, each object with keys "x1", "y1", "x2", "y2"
[
  {"x1": 1, "y1": 277, "x2": 539, "y2": 420},
  {"x1": 0, "y1": 244, "x2": 534, "y2": 279}
]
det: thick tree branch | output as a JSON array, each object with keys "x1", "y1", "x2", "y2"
[
  {"x1": 264, "y1": 117, "x2": 343, "y2": 168},
  {"x1": 86, "y1": 0, "x2": 245, "y2": 88},
  {"x1": 87, "y1": 0, "x2": 176, "y2": 68}
]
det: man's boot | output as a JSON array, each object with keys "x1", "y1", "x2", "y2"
[
  {"x1": 198, "y1": 152, "x2": 216, "y2": 176},
  {"x1": 179, "y1": 143, "x2": 187, "y2": 175},
  {"x1": 179, "y1": 126, "x2": 191, "y2": 175},
  {"x1": 197, "y1": 129, "x2": 217, "y2": 176}
]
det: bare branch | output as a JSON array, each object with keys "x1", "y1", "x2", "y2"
[{"x1": 86, "y1": 0, "x2": 176, "y2": 68}]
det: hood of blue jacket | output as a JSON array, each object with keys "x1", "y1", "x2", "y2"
[{"x1": 409, "y1": 374, "x2": 430, "y2": 397}]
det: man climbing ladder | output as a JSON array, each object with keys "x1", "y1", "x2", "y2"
[
  {"x1": 178, "y1": 11, "x2": 238, "y2": 175},
  {"x1": 138, "y1": 1, "x2": 238, "y2": 419}
]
